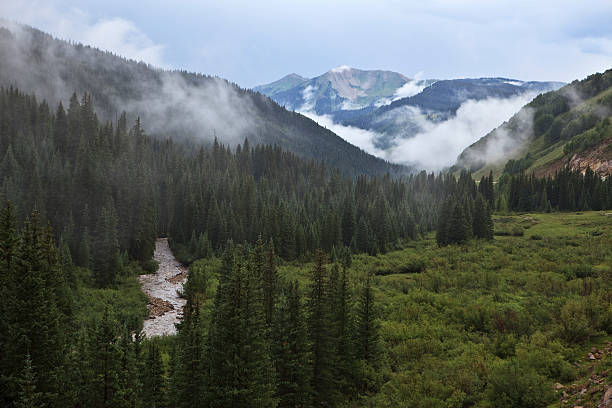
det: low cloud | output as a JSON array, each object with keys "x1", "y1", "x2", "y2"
[
  {"x1": 125, "y1": 73, "x2": 259, "y2": 144},
  {"x1": 302, "y1": 92, "x2": 538, "y2": 172},
  {"x1": 301, "y1": 85, "x2": 315, "y2": 111},
  {"x1": 0, "y1": 0, "x2": 166, "y2": 66},
  {"x1": 461, "y1": 106, "x2": 535, "y2": 166},
  {"x1": 392, "y1": 72, "x2": 429, "y2": 100},
  {"x1": 300, "y1": 111, "x2": 387, "y2": 157},
  {"x1": 386, "y1": 93, "x2": 538, "y2": 171},
  {"x1": 0, "y1": 18, "x2": 261, "y2": 146}
]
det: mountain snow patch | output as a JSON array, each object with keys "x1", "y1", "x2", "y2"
[{"x1": 331, "y1": 65, "x2": 352, "y2": 73}]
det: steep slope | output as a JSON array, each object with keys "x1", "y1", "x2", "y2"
[
  {"x1": 344, "y1": 78, "x2": 564, "y2": 143},
  {"x1": 455, "y1": 69, "x2": 612, "y2": 178},
  {"x1": 0, "y1": 22, "x2": 407, "y2": 177},
  {"x1": 256, "y1": 66, "x2": 411, "y2": 114}
]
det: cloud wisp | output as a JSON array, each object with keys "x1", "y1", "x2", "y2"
[
  {"x1": 299, "y1": 111, "x2": 387, "y2": 158},
  {"x1": 300, "y1": 91, "x2": 538, "y2": 172},
  {"x1": 0, "y1": 0, "x2": 166, "y2": 66},
  {"x1": 386, "y1": 93, "x2": 538, "y2": 171}
]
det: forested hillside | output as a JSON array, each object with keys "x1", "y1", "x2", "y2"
[
  {"x1": 0, "y1": 87, "x2": 446, "y2": 277},
  {"x1": 0, "y1": 22, "x2": 406, "y2": 177},
  {"x1": 456, "y1": 69, "x2": 612, "y2": 178}
]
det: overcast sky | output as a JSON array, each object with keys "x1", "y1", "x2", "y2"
[{"x1": 2, "y1": 0, "x2": 612, "y2": 88}]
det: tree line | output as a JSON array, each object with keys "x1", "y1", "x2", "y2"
[{"x1": 500, "y1": 166, "x2": 612, "y2": 212}]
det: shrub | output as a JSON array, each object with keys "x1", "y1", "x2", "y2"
[
  {"x1": 569, "y1": 264, "x2": 593, "y2": 279},
  {"x1": 398, "y1": 258, "x2": 427, "y2": 274},
  {"x1": 557, "y1": 300, "x2": 592, "y2": 343},
  {"x1": 511, "y1": 226, "x2": 524, "y2": 236},
  {"x1": 141, "y1": 259, "x2": 159, "y2": 274},
  {"x1": 485, "y1": 359, "x2": 555, "y2": 408}
]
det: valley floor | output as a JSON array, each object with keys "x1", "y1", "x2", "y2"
[
  {"x1": 123, "y1": 211, "x2": 611, "y2": 407},
  {"x1": 275, "y1": 211, "x2": 612, "y2": 407}
]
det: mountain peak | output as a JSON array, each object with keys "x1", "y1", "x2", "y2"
[{"x1": 284, "y1": 73, "x2": 307, "y2": 81}]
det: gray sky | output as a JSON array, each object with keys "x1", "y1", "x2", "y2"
[{"x1": 2, "y1": 0, "x2": 612, "y2": 88}]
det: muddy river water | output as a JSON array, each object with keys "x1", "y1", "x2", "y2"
[{"x1": 138, "y1": 238, "x2": 187, "y2": 337}]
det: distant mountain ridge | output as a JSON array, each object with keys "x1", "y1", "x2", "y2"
[
  {"x1": 0, "y1": 22, "x2": 408, "y2": 177},
  {"x1": 258, "y1": 70, "x2": 564, "y2": 153},
  {"x1": 344, "y1": 77, "x2": 565, "y2": 146},
  {"x1": 255, "y1": 66, "x2": 411, "y2": 114},
  {"x1": 253, "y1": 73, "x2": 308, "y2": 96}
]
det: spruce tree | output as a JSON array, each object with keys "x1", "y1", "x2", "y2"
[
  {"x1": 354, "y1": 273, "x2": 382, "y2": 394},
  {"x1": 14, "y1": 354, "x2": 45, "y2": 408},
  {"x1": 307, "y1": 251, "x2": 337, "y2": 407},
  {"x1": 272, "y1": 282, "x2": 312, "y2": 408},
  {"x1": 93, "y1": 204, "x2": 121, "y2": 287},
  {"x1": 472, "y1": 193, "x2": 493, "y2": 239},
  {"x1": 262, "y1": 239, "x2": 278, "y2": 328},
  {"x1": 436, "y1": 198, "x2": 452, "y2": 246},
  {"x1": 142, "y1": 342, "x2": 166, "y2": 408},
  {"x1": 172, "y1": 306, "x2": 206, "y2": 408},
  {"x1": 330, "y1": 264, "x2": 356, "y2": 397},
  {"x1": 87, "y1": 308, "x2": 122, "y2": 408},
  {"x1": 447, "y1": 201, "x2": 471, "y2": 244},
  {"x1": 13, "y1": 213, "x2": 65, "y2": 406}
]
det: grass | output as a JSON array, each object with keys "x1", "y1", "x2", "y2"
[{"x1": 73, "y1": 264, "x2": 149, "y2": 332}]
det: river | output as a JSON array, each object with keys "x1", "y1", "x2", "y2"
[{"x1": 138, "y1": 238, "x2": 187, "y2": 337}]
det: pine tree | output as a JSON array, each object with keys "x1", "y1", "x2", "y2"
[
  {"x1": 272, "y1": 282, "x2": 312, "y2": 408},
  {"x1": 262, "y1": 239, "x2": 278, "y2": 328},
  {"x1": 341, "y1": 199, "x2": 355, "y2": 246},
  {"x1": 12, "y1": 213, "x2": 65, "y2": 406},
  {"x1": 117, "y1": 327, "x2": 141, "y2": 408},
  {"x1": 142, "y1": 342, "x2": 166, "y2": 408},
  {"x1": 447, "y1": 201, "x2": 471, "y2": 244},
  {"x1": 93, "y1": 204, "x2": 121, "y2": 287},
  {"x1": 0, "y1": 201, "x2": 19, "y2": 405},
  {"x1": 354, "y1": 273, "x2": 382, "y2": 394},
  {"x1": 14, "y1": 354, "x2": 45, "y2": 408},
  {"x1": 330, "y1": 264, "x2": 356, "y2": 397},
  {"x1": 86, "y1": 308, "x2": 122, "y2": 408},
  {"x1": 172, "y1": 306, "x2": 206, "y2": 408},
  {"x1": 472, "y1": 193, "x2": 493, "y2": 239},
  {"x1": 436, "y1": 198, "x2": 451, "y2": 246},
  {"x1": 241, "y1": 247, "x2": 277, "y2": 407},
  {"x1": 307, "y1": 251, "x2": 337, "y2": 406}
]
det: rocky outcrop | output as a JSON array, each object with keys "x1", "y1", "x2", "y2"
[
  {"x1": 556, "y1": 342, "x2": 612, "y2": 407},
  {"x1": 567, "y1": 139, "x2": 612, "y2": 177},
  {"x1": 535, "y1": 138, "x2": 612, "y2": 178},
  {"x1": 600, "y1": 386, "x2": 612, "y2": 408}
]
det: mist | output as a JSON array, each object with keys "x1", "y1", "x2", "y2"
[
  {"x1": 0, "y1": 20, "x2": 261, "y2": 146},
  {"x1": 300, "y1": 111, "x2": 387, "y2": 157},
  {"x1": 300, "y1": 92, "x2": 538, "y2": 172},
  {"x1": 386, "y1": 93, "x2": 538, "y2": 171}
]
